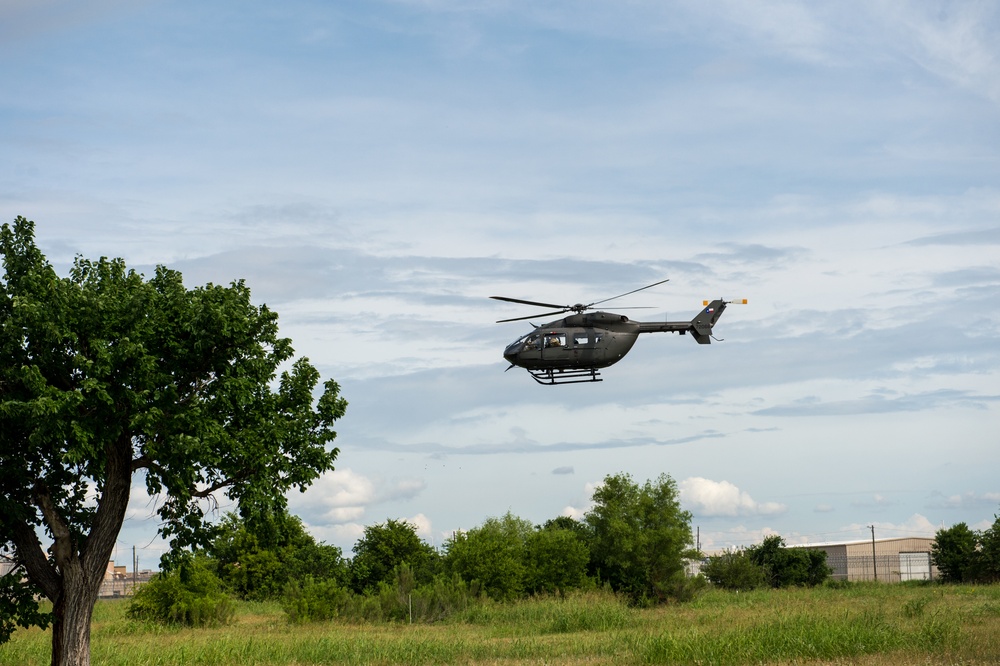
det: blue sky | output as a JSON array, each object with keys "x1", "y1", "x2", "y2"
[{"x1": 2, "y1": 0, "x2": 999, "y2": 564}]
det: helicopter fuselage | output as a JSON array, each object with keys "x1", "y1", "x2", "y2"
[
  {"x1": 500, "y1": 299, "x2": 738, "y2": 384},
  {"x1": 503, "y1": 311, "x2": 643, "y2": 371}
]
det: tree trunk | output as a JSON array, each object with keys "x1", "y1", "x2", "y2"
[{"x1": 49, "y1": 564, "x2": 100, "y2": 666}]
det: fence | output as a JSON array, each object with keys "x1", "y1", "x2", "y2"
[
  {"x1": 98, "y1": 571, "x2": 157, "y2": 598},
  {"x1": 825, "y1": 552, "x2": 933, "y2": 583}
]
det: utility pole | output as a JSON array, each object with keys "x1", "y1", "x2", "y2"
[{"x1": 869, "y1": 525, "x2": 877, "y2": 581}]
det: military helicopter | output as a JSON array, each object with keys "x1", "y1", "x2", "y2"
[{"x1": 491, "y1": 279, "x2": 745, "y2": 384}]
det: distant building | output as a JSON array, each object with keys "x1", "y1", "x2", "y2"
[
  {"x1": 789, "y1": 537, "x2": 938, "y2": 582},
  {"x1": 98, "y1": 560, "x2": 157, "y2": 598},
  {"x1": 691, "y1": 536, "x2": 939, "y2": 583}
]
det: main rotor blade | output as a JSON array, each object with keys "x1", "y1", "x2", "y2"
[
  {"x1": 490, "y1": 295, "x2": 569, "y2": 310},
  {"x1": 496, "y1": 309, "x2": 571, "y2": 323},
  {"x1": 589, "y1": 278, "x2": 670, "y2": 307}
]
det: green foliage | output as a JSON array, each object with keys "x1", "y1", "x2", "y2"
[
  {"x1": 931, "y1": 515, "x2": 1000, "y2": 584},
  {"x1": 282, "y1": 565, "x2": 477, "y2": 624},
  {"x1": 584, "y1": 472, "x2": 694, "y2": 604},
  {"x1": 0, "y1": 217, "x2": 346, "y2": 661},
  {"x1": 0, "y1": 566, "x2": 51, "y2": 642},
  {"x1": 524, "y1": 526, "x2": 590, "y2": 595},
  {"x1": 703, "y1": 536, "x2": 829, "y2": 590},
  {"x1": 745, "y1": 535, "x2": 831, "y2": 588},
  {"x1": 931, "y1": 523, "x2": 979, "y2": 583},
  {"x1": 445, "y1": 512, "x2": 533, "y2": 602},
  {"x1": 126, "y1": 556, "x2": 235, "y2": 627},
  {"x1": 208, "y1": 511, "x2": 348, "y2": 601},
  {"x1": 977, "y1": 515, "x2": 1000, "y2": 583},
  {"x1": 701, "y1": 550, "x2": 767, "y2": 590},
  {"x1": 349, "y1": 519, "x2": 438, "y2": 594},
  {"x1": 281, "y1": 577, "x2": 351, "y2": 623}
]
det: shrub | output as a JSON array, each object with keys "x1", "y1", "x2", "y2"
[
  {"x1": 281, "y1": 577, "x2": 351, "y2": 623},
  {"x1": 701, "y1": 550, "x2": 767, "y2": 590},
  {"x1": 126, "y1": 556, "x2": 234, "y2": 627},
  {"x1": 281, "y1": 565, "x2": 479, "y2": 624}
]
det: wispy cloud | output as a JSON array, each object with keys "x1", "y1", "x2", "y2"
[{"x1": 754, "y1": 389, "x2": 1000, "y2": 417}]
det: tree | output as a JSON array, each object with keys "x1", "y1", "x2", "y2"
[
  {"x1": 208, "y1": 511, "x2": 348, "y2": 600},
  {"x1": 585, "y1": 472, "x2": 694, "y2": 604},
  {"x1": 0, "y1": 217, "x2": 347, "y2": 665},
  {"x1": 931, "y1": 522, "x2": 980, "y2": 583},
  {"x1": 349, "y1": 518, "x2": 438, "y2": 594},
  {"x1": 975, "y1": 514, "x2": 1000, "y2": 583},
  {"x1": 445, "y1": 512, "x2": 533, "y2": 602},
  {"x1": 524, "y1": 526, "x2": 590, "y2": 595},
  {"x1": 701, "y1": 549, "x2": 767, "y2": 590},
  {"x1": 745, "y1": 535, "x2": 829, "y2": 588}
]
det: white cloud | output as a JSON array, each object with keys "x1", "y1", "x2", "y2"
[
  {"x1": 930, "y1": 491, "x2": 1000, "y2": 510},
  {"x1": 698, "y1": 525, "x2": 783, "y2": 552},
  {"x1": 841, "y1": 514, "x2": 938, "y2": 539},
  {"x1": 888, "y1": 0, "x2": 1000, "y2": 104},
  {"x1": 850, "y1": 494, "x2": 897, "y2": 509},
  {"x1": 405, "y1": 513, "x2": 433, "y2": 541},
  {"x1": 680, "y1": 477, "x2": 787, "y2": 517},
  {"x1": 286, "y1": 468, "x2": 428, "y2": 530}
]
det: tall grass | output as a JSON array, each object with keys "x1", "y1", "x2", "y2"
[{"x1": 3, "y1": 584, "x2": 999, "y2": 665}]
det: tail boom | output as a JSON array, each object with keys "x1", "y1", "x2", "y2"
[{"x1": 637, "y1": 299, "x2": 745, "y2": 344}]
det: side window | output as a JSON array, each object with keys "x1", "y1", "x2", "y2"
[
  {"x1": 523, "y1": 333, "x2": 541, "y2": 351},
  {"x1": 544, "y1": 333, "x2": 566, "y2": 348},
  {"x1": 573, "y1": 333, "x2": 589, "y2": 346}
]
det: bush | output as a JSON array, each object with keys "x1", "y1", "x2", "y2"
[
  {"x1": 746, "y1": 536, "x2": 830, "y2": 587},
  {"x1": 445, "y1": 513, "x2": 532, "y2": 602},
  {"x1": 281, "y1": 564, "x2": 479, "y2": 624},
  {"x1": 126, "y1": 556, "x2": 234, "y2": 627},
  {"x1": 281, "y1": 577, "x2": 351, "y2": 623},
  {"x1": 702, "y1": 550, "x2": 767, "y2": 590},
  {"x1": 525, "y1": 527, "x2": 590, "y2": 595},
  {"x1": 209, "y1": 511, "x2": 349, "y2": 601}
]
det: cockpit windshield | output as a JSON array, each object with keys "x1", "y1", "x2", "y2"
[{"x1": 505, "y1": 332, "x2": 539, "y2": 354}]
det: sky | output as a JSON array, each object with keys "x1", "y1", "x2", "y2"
[{"x1": 2, "y1": 0, "x2": 999, "y2": 567}]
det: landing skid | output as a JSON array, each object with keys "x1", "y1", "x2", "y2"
[{"x1": 527, "y1": 367, "x2": 602, "y2": 385}]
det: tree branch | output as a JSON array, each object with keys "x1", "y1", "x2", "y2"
[
  {"x1": 82, "y1": 435, "x2": 134, "y2": 583},
  {"x1": 32, "y1": 483, "x2": 75, "y2": 575},
  {"x1": 8, "y1": 514, "x2": 60, "y2": 602},
  {"x1": 191, "y1": 477, "x2": 239, "y2": 498}
]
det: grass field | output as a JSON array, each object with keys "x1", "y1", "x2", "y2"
[{"x1": 4, "y1": 583, "x2": 1000, "y2": 665}]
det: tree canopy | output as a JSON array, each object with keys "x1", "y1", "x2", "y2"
[
  {"x1": 445, "y1": 512, "x2": 534, "y2": 602},
  {"x1": 0, "y1": 217, "x2": 346, "y2": 665},
  {"x1": 349, "y1": 518, "x2": 438, "y2": 594},
  {"x1": 208, "y1": 511, "x2": 348, "y2": 600},
  {"x1": 932, "y1": 516, "x2": 1000, "y2": 584},
  {"x1": 585, "y1": 472, "x2": 694, "y2": 604}
]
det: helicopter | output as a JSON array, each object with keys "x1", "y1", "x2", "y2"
[{"x1": 491, "y1": 279, "x2": 746, "y2": 385}]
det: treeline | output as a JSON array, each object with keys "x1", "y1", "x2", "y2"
[
  {"x1": 128, "y1": 472, "x2": 703, "y2": 625},
  {"x1": 932, "y1": 517, "x2": 1000, "y2": 584},
  {"x1": 700, "y1": 535, "x2": 830, "y2": 590}
]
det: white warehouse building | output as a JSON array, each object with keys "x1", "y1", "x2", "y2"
[{"x1": 790, "y1": 537, "x2": 938, "y2": 583}]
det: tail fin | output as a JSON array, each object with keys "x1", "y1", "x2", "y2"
[{"x1": 690, "y1": 299, "x2": 741, "y2": 344}]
